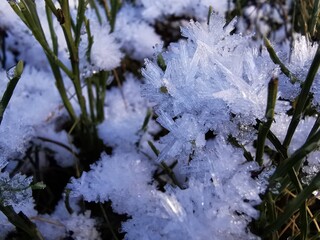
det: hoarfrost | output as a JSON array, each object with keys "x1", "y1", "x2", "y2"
[
  {"x1": 69, "y1": 151, "x2": 157, "y2": 214},
  {"x1": 142, "y1": 13, "x2": 276, "y2": 158},
  {"x1": 70, "y1": 13, "x2": 274, "y2": 239}
]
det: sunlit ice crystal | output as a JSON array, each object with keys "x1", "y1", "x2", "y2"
[
  {"x1": 142, "y1": 13, "x2": 276, "y2": 146},
  {"x1": 155, "y1": 112, "x2": 206, "y2": 163}
]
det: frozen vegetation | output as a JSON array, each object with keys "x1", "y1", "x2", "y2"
[{"x1": 0, "y1": 0, "x2": 320, "y2": 239}]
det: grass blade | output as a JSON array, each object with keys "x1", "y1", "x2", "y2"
[
  {"x1": 256, "y1": 77, "x2": 278, "y2": 165},
  {"x1": 0, "y1": 61, "x2": 24, "y2": 124},
  {"x1": 264, "y1": 171, "x2": 320, "y2": 234},
  {"x1": 283, "y1": 45, "x2": 320, "y2": 149},
  {"x1": 270, "y1": 129, "x2": 320, "y2": 183},
  {"x1": 264, "y1": 37, "x2": 299, "y2": 83}
]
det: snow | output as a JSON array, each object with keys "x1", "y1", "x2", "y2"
[
  {"x1": 0, "y1": 66, "x2": 63, "y2": 163},
  {"x1": 35, "y1": 200, "x2": 101, "y2": 240},
  {"x1": 114, "y1": 4, "x2": 162, "y2": 60},
  {"x1": 138, "y1": 0, "x2": 230, "y2": 23},
  {"x1": 98, "y1": 75, "x2": 152, "y2": 148},
  {"x1": 90, "y1": 23, "x2": 122, "y2": 71}
]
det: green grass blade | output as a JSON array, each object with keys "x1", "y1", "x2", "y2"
[
  {"x1": 96, "y1": 71, "x2": 108, "y2": 123},
  {"x1": 140, "y1": 108, "x2": 152, "y2": 132},
  {"x1": 59, "y1": 0, "x2": 88, "y2": 119},
  {"x1": 110, "y1": 0, "x2": 122, "y2": 32},
  {"x1": 88, "y1": 0, "x2": 102, "y2": 25},
  {"x1": 207, "y1": 5, "x2": 213, "y2": 25},
  {"x1": 256, "y1": 77, "x2": 278, "y2": 165},
  {"x1": 271, "y1": 129, "x2": 320, "y2": 183},
  {"x1": 283, "y1": 45, "x2": 320, "y2": 149},
  {"x1": 74, "y1": 0, "x2": 88, "y2": 47},
  {"x1": 264, "y1": 37, "x2": 299, "y2": 83},
  {"x1": 157, "y1": 54, "x2": 166, "y2": 71},
  {"x1": 0, "y1": 204, "x2": 44, "y2": 239},
  {"x1": 86, "y1": 77, "x2": 96, "y2": 123},
  {"x1": 300, "y1": 201, "x2": 309, "y2": 240},
  {"x1": 45, "y1": 4, "x2": 58, "y2": 55},
  {"x1": 308, "y1": 0, "x2": 320, "y2": 37},
  {"x1": 84, "y1": 18, "x2": 93, "y2": 63},
  {"x1": 0, "y1": 61, "x2": 24, "y2": 124},
  {"x1": 264, "y1": 171, "x2": 320, "y2": 234},
  {"x1": 148, "y1": 141, "x2": 160, "y2": 156},
  {"x1": 8, "y1": 1, "x2": 27, "y2": 24},
  {"x1": 307, "y1": 114, "x2": 320, "y2": 141},
  {"x1": 44, "y1": 0, "x2": 58, "y2": 16}
]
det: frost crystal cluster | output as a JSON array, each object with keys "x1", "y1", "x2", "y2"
[
  {"x1": 142, "y1": 14, "x2": 275, "y2": 161},
  {"x1": 69, "y1": 14, "x2": 276, "y2": 239}
]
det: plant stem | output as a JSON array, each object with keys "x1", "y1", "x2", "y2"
[
  {"x1": 271, "y1": 128, "x2": 320, "y2": 183},
  {"x1": 0, "y1": 204, "x2": 44, "y2": 239},
  {"x1": 283, "y1": 45, "x2": 320, "y2": 149},
  {"x1": 264, "y1": 37, "x2": 299, "y2": 83},
  {"x1": 99, "y1": 203, "x2": 119, "y2": 240},
  {"x1": 265, "y1": 171, "x2": 320, "y2": 234},
  {"x1": 59, "y1": 0, "x2": 88, "y2": 121},
  {"x1": 256, "y1": 77, "x2": 278, "y2": 165},
  {"x1": 0, "y1": 61, "x2": 23, "y2": 124},
  {"x1": 308, "y1": 0, "x2": 320, "y2": 38},
  {"x1": 9, "y1": 0, "x2": 77, "y2": 122}
]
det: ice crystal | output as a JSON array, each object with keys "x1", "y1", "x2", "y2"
[
  {"x1": 142, "y1": 13, "x2": 275, "y2": 162},
  {"x1": 69, "y1": 151, "x2": 156, "y2": 208},
  {"x1": 6, "y1": 65, "x2": 17, "y2": 80},
  {"x1": 122, "y1": 176, "x2": 262, "y2": 240},
  {"x1": 69, "y1": 141, "x2": 265, "y2": 239}
]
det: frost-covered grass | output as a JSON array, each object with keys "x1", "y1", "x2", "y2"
[{"x1": 0, "y1": 0, "x2": 320, "y2": 239}]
